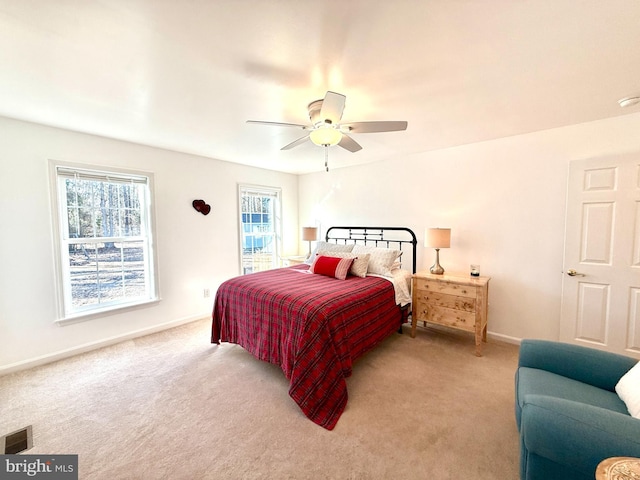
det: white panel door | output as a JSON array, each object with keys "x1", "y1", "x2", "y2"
[{"x1": 560, "y1": 153, "x2": 640, "y2": 357}]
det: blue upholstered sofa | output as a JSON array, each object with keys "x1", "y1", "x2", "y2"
[{"x1": 515, "y1": 339, "x2": 640, "y2": 480}]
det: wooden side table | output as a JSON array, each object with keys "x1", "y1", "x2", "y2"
[
  {"x1": 596, "y1": 457, "x2": 640, "y2": 479},
  {"x1": 411, "y1": 271, "x2": 490, "y2": 356},
  {"x1": 282, "y1": 255, "x2": 307, "y2": 266}
]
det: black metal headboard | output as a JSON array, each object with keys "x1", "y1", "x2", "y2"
[{"x1": 325, "y1": 226, "x2": 418, "y2": 274}]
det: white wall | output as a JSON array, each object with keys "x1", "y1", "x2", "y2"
[
  {"x1": 3, "y1": 112, "x2": 640, "y2": 372},
  {"x1": 298, "y1": 113, "x2": 640, "y2": 343},
  {"x1": 0, "y1": 116, "x2": 298, "y2": 373}
]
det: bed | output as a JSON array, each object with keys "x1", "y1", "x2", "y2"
[{"x1": 211, "y1": 226, "x2": 417, "y2": 429}]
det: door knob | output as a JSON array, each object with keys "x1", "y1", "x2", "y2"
[{"x1": 566, "y1": 269, "x2": 586, "y2": 277}]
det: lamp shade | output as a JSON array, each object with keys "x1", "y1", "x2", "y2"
[
  {"x1": 425, "y1": 228, "x2": 451, "y2": 248},
  {"x1": 302, "y1": 227, "x2": 318, "y2": 241}
]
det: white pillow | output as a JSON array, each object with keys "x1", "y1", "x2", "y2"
[
  {"x1": 315, "y1": 251, "x2": 370, "y2": 278},
  {"x1": 304, "y1": 241, "x2": 354, "y2": 265},
  {"x1": 351, "y1": 245, "x2": 401, "y2": 276},
  {"x1": 616, "y1": 361, "x2": 640, "y2": 419}
]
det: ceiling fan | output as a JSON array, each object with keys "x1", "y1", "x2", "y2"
[{"x1": 247, "y1": 91, "x2": 407, "y2": 171}]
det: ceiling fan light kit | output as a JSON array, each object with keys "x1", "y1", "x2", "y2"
[
  {"x1": 309, "y1": 125, "x2": 342, "y2": 146},
  {"x1": 247, "y1": 90, "x2": 408, "y2": 171}
]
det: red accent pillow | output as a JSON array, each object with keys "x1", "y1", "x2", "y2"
[{"x1": 310, "y1": 255, "x2": 355, "y2": 280}]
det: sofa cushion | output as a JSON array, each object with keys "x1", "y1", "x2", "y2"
[{"x1": 516, "y1": 367, "x2": 629, "y2": 427}]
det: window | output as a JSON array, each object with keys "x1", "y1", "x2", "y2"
[
  {"x1": 51, "y1": 162, "x2": 158, "y2": 320},
  {"x1": 238, "y1": 185, "x2": 282, "y2": 274}
]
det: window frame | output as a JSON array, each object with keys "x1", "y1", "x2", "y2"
[
  {"x1": 49, "y1": 160, "x2": 160, "y2": 323},
  {"x1": 237, "y1": 184, "x2": 282, "y2": 275}
]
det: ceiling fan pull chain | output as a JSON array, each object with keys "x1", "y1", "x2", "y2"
[{"x1": 324, "y1": 145, "x2": 329, "y2": 172}]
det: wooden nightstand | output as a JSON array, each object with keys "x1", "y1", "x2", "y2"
[
  {"x1": 282, "y1": 255, "x2": 307, "y2": 266},
  {"x1": 411, "y1": 271, "x2": 491, "y2": 356}
]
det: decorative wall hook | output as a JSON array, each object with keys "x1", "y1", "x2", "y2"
[{"x1": 192, "y1": 199, "x2": 211, "y2": 215}]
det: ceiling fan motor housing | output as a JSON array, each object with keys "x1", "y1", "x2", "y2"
[{"x1": 307, "y1": 99, "x2": 326, "y2": 126}]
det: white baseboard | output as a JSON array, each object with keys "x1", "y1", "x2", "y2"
[
  {"x1": 0, "y1": 314, "x2": 208, "y2": 377},
  {"x1": 409, "y1": 322, "x2": 522, "y2": 346},
  {"x1": 487, "y1": 331, "x2": 522, "y2": 346}
]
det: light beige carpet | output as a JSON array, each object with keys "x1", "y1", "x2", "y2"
[{"x1": 0, "y1": 319, "x2": 520, "y2": 479}]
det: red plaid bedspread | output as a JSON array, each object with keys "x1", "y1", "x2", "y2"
[{"x1": 211, "y1": 264, "x2": 402, "y2": 430}]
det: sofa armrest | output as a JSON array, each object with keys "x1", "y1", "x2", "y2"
[
  {"x1": 521, "y1": 395, "x2": 640, "y2": 477},
  {"x1": 518, "y1": 340, "x2": 637, "y2": 391}
]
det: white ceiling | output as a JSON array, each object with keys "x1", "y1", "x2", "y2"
[{"x1": 1, "y1": 1, "x2": 639, "y2": 174}]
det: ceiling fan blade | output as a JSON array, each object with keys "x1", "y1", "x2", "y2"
[
  {"x1": 247, "y1": 120, "x2": 308, "y2": 129},
  {"x1": 281, "y1": 134, "x2": 310, "y2": 150},
  {"x1": 341, "y1": 121, "x2": 408, "y2": 133},
  {"x1": 320, "y1": 91, "x2": 346, "y2": 123},
  {"x1": 338, "y1": 133, "x2": 362, "y2": 152}
]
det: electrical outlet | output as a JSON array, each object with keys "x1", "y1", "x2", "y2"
[{"x1": 203, "y1": 288, "x2": 210, "y2": 298}]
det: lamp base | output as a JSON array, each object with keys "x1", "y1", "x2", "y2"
[{"x1": 430, "y1": 248, "x2": 445, "y2": 275}]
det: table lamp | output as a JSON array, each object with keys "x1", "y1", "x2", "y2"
[
  {"x1": 425, "y1": 228, "x2": 451, "y2": 275},
  {"x1": 302, "y1": 227, "x2": 318, "y2": 259}
]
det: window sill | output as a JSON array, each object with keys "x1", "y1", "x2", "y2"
[{"x1": 55, "y1": 298, "x2": 161, "y2": 326}]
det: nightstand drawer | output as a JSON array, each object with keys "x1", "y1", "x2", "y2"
[
  {"x1": 413, "y1": 278, "x2": 476, "y2": 298},
  {"x1": 414, "y1": 299, "x2": 476, "y2": 332},
  {"x1": 413, "y1": 290, "x2": 476, "y2": 312}
]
